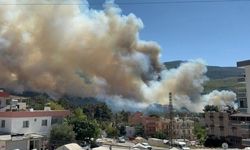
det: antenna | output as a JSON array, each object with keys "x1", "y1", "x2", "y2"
[{"x1": 169, "y1": 92, "x2": 173, "y2": 148}]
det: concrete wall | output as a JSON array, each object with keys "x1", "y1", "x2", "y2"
[
  {"x1": 0, "y1": 118, "x2": 12, "y2": 133},
  {"x1": 245, "y1": 66, "x2": 250, "y2": 113},
  {"x1": 0, "y1": 116, "x2": 51, "y2": 136},
  {"x1": 6, "y1": 139, "x2": 29, "y2": 150},
  {"x1": 11, "y1": 116, "x2": 51, "y2": 136},
  {"x1": 205, "y1": 112, "x2": 231, "y2": 137}
]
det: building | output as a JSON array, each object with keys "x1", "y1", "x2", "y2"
[
  {"x1": 172, "y1": 118, "x2": 195, "y2": 140},
  {"x1": 237, "y1": 60, "x2": 250, "y2": 113},
  {"x1": 128, "y1": 112, "x2": 195, "y2": 140},
  {"x1": 204, "y1": 109, "x2": 250, "y2": 148},
  {"x1": 0, "y1": 90, "x2": 70, "y2": 150},
  {"x1": 125, "y1": 126, "x2": 135, "y2": 138},
  {"x1": 128, "y1": 112, "x2": 161, "y2": 136}
]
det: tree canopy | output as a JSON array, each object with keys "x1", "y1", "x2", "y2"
[{"x1": 49, "y1": 123, "x2": 76, "y2": 148}]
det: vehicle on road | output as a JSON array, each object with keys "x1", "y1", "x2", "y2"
[
  {"x1": 133, "y1": 143, "x2": 152, "y2": 150},
  {"x1": 118, "y1": 137, "x2": 126, "y2": 143}
]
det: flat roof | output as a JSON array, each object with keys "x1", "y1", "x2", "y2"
[{"x1": 237, "y1": 60, "x2": 250, "y2": 67}]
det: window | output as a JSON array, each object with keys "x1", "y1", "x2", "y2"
[
  {"x1": 1, "y1": 120, "x2": 5, "y2": 128},
  {"x1": 42, "y1": 120, "x2": 48, "y2": 126},
  {"x1": 23, "y1": 121, "x2": 29, "y2": 128}
]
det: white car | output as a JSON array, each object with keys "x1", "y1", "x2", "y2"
[{"x1": 133, "y1": 143, "x2": 152, "y2": 150}]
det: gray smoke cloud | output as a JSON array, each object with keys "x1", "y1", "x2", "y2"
[{"x1": 0, "y1": 0, "x2": 236, "y2": 112}]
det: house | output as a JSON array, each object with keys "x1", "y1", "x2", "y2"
[{"x1": 0, "y1": 90, "x2": 70, "y2": 150}]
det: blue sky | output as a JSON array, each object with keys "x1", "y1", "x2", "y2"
[{"x1": 88, "y1": 0, "x2": 250, "y2": 66}]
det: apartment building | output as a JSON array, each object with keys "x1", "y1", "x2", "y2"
[
  {"x1": 237, "y1": 60, "x2": 250, "y2": 113},
  {"x1": 129, "y1": 112, "x2": 161, "y2": 136},
  {"x1": 172, "y1": 118, "x2": 195, "y2": 140},
  {"x1": 128, "y1": 112, "x2": 195, "y2": 140},
  {"x1": 0, "y1": 90, "x2": 70, "y2": 150},
  {"x1": 204, "y1": 110, "x2": 250, "y2": 148}
]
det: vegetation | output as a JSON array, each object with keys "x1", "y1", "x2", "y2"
[
  {"x1": 118, "y1": 125, "x2": 127, "y2": 136},
  {"x1": 106, "y1": 123, "x2": 118, "y2": 138},
  {"x1": 134, "y1": 124, "x2": 144, "y2": 137},
  {"x1": 72, "y1": 119, "x2": 100, "y2": 142},
  {"x1": 193, "y1": 122, "x2": 206, "y2": 145},
  {"x1": 49, "y1": 123, "x2": 76, "y2": 148},
  {"x1": 203, "y1": 105, "x2": 219, "y2": 112},
  {"x1": 67, "y1": 108, "x2": 100, "y2": 142},
  {"x1": 153, "y1": 131, "x2": 167, "y2": 139},
  {"x1": 47, "y1": 101, "x2": 64, "y2": 110}
]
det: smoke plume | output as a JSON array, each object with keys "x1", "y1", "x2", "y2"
[{"x1": 0, "y1": 0, "x2": 236, "y2": 112}]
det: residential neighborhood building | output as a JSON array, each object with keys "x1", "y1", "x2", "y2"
[
  {"x1": 172, "y1": 118, "x2": 195, "y2": 140},
  {"x1": 128, "y1": 112, "x2": 195, "y2": 140},
  {"x1": 204, "y1": 109, "x2": 250, "y2": 148},
  {"x1": 237, "y1": 60, "x2": 250, "y2": 113},
  {"x1": 0, "y1": 90, "x2": 70, "y2": 150}
]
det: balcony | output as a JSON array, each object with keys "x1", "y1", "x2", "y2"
[
  {"x1": 237, "y1": 93, "x2": 247, "y2": 98},
  {"x1": 238, "y1": 77, "x2": 246, "y2": 83}
]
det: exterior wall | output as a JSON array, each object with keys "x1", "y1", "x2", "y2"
[
  {"x1": 0, "y1": 141, "x2": 6, "y2": 150},
  {"x1": 129, "y1": 112, "x2": 195, "y2": 140},
  {"x1": 245, "y1": 66, "x2": 250, "y2": 113},
  {"x1": 6, "y1": 139, "x2": 29, "y2": 150},
  {"x1": 0, "y1": 118, "x2": 12, "y2": 133},
  {"x1": 172, "y1": 118, "x2": 195, "y2": 140},
  {"x1": 0, "y1": 116, "x2": 51, "y2": 136},
  {"x1": 11, "y1": 116, "x2": 51, "y2": 136},
  {"x1": 205, "y1": 112, "x2": 231, "y2": 137},
  {"x1": 128, "y1": 112, "x2": 143, "y2": 126},
  {"x1": 125, "y1": 126, "x2": 135, "y2": 138}
]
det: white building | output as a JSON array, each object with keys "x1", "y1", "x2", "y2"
[
  {"x1": 237, "y1": 60, "x2": 250, "y2": 113},
  {"x1": 0, "y1": 90, "x2": 70, "y2": 150}
]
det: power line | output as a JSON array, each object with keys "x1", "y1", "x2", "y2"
[{"x1": 0, "y1": 0, "x2": 250, "y2": 5}]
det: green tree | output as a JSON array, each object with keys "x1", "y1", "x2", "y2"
[
  {"x1": 49, "y1": 124, "x2": 76, "y2": 148},
  {"x1": 67, "y1": 108, "x2": 100, "y2": 142},
  {"x1": 193, "y1": 122, "x2": 206, "y2": 145},
  {"x1": 153, "y1": 131, "x2": 167, "y2": 139},
  {"x1": 72, "y1": 119, "x2": 100, "y2": 142},
  {"x1": 94, "y1": 103, "x2": 112, "y2": 121},
  {"x1": 135, "y1": 124, "x2": 144, "y2": 136},
  {"x1": 119, "y1": 125, "x2": 126, "y2": 136},
  {"x1": 48, "y1": 101, "x2": 64, "y2": 110},
  {"x1": 203, "y1": 105, "x2": 219, "y2": 112},
  {"x1": 106, "y1": 123, "x2": 118, "y2": 138}
]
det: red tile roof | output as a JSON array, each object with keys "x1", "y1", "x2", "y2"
[
  {"x1": 0, "y1": 92, "x2": 10, "y2": 97},
  {"x1": 0, "y1": 110, "x2": 70, "y2": 118}
]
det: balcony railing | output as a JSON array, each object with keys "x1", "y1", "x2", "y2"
[
  {"x1": 237, "y1": 93, "x2": 247, "y2": 98},
  {"x1": 238, "y1": 77, "x2": 246, "y2": 83}
]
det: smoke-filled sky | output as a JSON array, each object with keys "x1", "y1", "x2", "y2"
[
  {"x1": 90, "y1": 0, "x2": 250, "y2": 66},
  {"x1": 0, "y1": 0, "x2": 237, "y2": 112}
]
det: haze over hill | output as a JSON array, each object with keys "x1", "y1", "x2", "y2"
[
  {"x1": 165, "y1": 60, "x2": 244, "y2": 94},
  {"x1": 164, "y1": 60, "x2": 244, "y2": 80}
]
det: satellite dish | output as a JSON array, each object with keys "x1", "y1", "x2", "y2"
[{"x1": 222, "y1": 143, "x2": 228, "y2": 149}]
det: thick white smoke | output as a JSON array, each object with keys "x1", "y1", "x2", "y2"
[{"x1": 0, "y1": 0, "x2": 236, "y2": 112}]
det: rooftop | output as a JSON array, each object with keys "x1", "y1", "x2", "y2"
[
  {"x1": 237, "y1": 60, "x2": 250, "y2": 67},
  {"x1": 0, "y1": 92, "x2": 10, "y2": 97},
  {"x1": 0, "y1": 110, "x2": 70, "y2": 118}
]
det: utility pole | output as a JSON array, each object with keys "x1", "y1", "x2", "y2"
[{"x1": 169, "y1": 92, "x2": 173, "y2": 148}]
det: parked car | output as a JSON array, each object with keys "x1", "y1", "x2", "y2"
[
  {"x1": 133, "y1": 143, "x2": 152, "y2": 150},
  {"x1": 118, "y1": 137, "x2": 126, "y2": 143}
]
